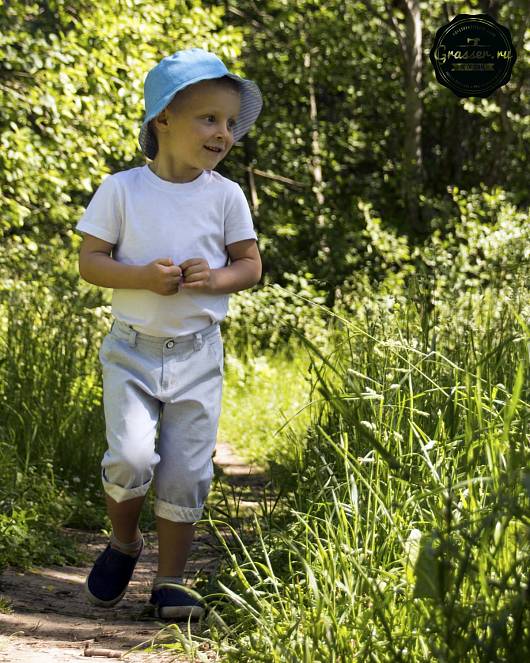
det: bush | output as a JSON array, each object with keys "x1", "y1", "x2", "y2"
[
  {"x1": 0, "y1": 464, "x2": 84, "y2": 571},
  {"x1": 224, "y1": 271, "x2": 331, "y2": 359}
]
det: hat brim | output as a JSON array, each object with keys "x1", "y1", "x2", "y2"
[{"x1": 138, "y1": 74, "x2": 262, "y2": 160}]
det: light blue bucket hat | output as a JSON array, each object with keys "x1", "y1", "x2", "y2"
[{"x1": 139, "y1": 48, "x2": 263, "y2": 160}]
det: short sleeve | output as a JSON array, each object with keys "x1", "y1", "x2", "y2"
[
  {"x1": 75, "y1": 175, "x2": 121, "y2": 244},
  {"x1": 224, "y1": 184, "x2": 258, "y2": 246}
]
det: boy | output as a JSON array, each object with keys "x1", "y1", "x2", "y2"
[{"x1": 75, "y1": 48, "x2": 262, "y2": 620}]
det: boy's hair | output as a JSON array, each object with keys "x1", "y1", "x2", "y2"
[{"x1": 147, "y1": 75, "x2": 241, "y2": 158}]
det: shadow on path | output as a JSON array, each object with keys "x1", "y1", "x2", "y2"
[{"x1": 0, "y1": 439, "x2": 273, "y2": 662}]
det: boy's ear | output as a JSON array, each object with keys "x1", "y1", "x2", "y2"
[{"x1": 152, "y1": 110, "x2": 169, "y2": 133}]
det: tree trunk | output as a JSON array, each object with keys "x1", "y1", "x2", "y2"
[
  {"x1": 303, "y1": 47, "x2": 329, "y2": 259},
  {"x1": 402, "y1": 0, "x2": 424, "y2": 234}
]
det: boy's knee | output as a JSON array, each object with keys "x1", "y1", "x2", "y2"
[
  {"x1": 102, "y1": 447, "x2": 159, "y2": 490},
  {"x1": 156, "y1": 464, "x2": 213, "y2": 522},
  {"x1": 102, "y1": 472, "x2": 151, "y2": 502}
]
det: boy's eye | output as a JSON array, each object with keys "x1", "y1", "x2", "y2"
[{"x1": 206, "y1": 115, "x2": 236, "y2": 130}]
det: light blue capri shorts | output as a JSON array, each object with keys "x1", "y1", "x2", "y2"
[{"x1": 98, "y1": 317, "x2": 224, "y2": 523}]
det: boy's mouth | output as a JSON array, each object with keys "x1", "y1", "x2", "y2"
[{"x1": 204, "y1": 146, "x2": 223, "y2": 153}]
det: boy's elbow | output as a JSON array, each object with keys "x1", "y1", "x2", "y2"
[
  {"x1": 79, "y1": 255, "x2": 95, "y2": 283},
  {"x1": 253, "y1": 259, "x2": 262, "y2": 285},
  {"x1": 78, "y1": 256, "x2": 89, "y2": 282}
]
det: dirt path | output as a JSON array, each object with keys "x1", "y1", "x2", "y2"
[{"x1": 0, "y1": 441, "x2": 269, "y2": 662}]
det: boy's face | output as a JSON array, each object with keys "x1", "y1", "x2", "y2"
[{"x1": 151, "y1": 79, "x2": 241, "y2": 178}]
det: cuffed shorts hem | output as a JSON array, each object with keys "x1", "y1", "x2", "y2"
[
  {"x1": 102, "y1": 474, "x2": 152, "y2": 502},
  {"x1": 154, "y1": 498, "x2": 204, "y2": 523}
]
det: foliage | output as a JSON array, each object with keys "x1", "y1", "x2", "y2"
[
  {"x1": 1, "y1": 1, "x2": 528, "y2": 304},
  {"x1": 0, "y1": 0, "x2": 242, "y2": 236},
  {"x1": 418, "y1": 185, "x2": 530, "y2": 294},
  {"x1": 336, "y1": 186, "x2": 530, "y2": 331},
  {"x1": 193, "y1": 279, "x2": 530, "y2": 662},
  {"x1": 0, "y1": 280, "x2": 107, "y2": 485},
  {"x1": 224, "y1": 271, "x2": 330, "y2": 360},
  {"x1": 214, "y1": 0, "x2": 529, "y2": 296},
  {"x1": 219, "y1": 348, "x2": 314, "y2": 467},
  {"x1": 0, "y1": 463, "x2": 85, "y2": 571}
]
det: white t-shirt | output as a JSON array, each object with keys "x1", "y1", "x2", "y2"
[{"x1": 75, "y1": 164, "x2": 258, "y2": 337}]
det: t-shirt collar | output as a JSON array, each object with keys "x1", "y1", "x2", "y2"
[{"x1": 142, "y1": 164, "x2": 209, "y2": 192}]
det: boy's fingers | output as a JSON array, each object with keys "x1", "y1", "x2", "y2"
[{"x1": 180, "y1": 258, "x2": 205, "y2": 269}]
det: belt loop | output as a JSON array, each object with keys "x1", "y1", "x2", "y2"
[
  {"x1": 193, "y1": 331, "x2": 202, "y2": 352},
  {"x1": 128, "y1": 327, "x2": 138, "y2": 348}
]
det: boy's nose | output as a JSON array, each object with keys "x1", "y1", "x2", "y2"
[{"x1": 215, "y1": 124, "x2": 232, "y2": 141}]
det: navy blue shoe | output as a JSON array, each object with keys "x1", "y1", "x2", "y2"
[
  {"x1": 149, "y1": 583, "x2": 206, "y2": 620},
  {"x1": 84, "y1": 538, "x2": 144, "y2": 607}
]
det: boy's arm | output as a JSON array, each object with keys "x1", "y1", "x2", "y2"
[
  {"x1": 78, "y1": 233, "x2": 147, "y2": 289},
  {"x1": 210, "y1": 239, "x2": 262, "y2": 295}
]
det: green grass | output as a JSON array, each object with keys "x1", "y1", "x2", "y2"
[
  {"x1": 166, "y1": 281, "x2": 529, "y2": 663},
  {"x1": 218, "y1": 343, "x2": 314, "y2": 468},
  {"x1": 1, "y1": 274, "x2": 528, "y2": 661}
]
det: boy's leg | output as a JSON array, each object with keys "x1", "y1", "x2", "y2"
[
  {"x1": 148, "y1": 324, "x2": 223, "y2": 618},
  {"x1": 156, "y1": 518, "x2": 195, "y2": 576},
  {"x1": 87, "y1": 324, "x2": 163, "y2": 606},
  {"x1": 105, "y1": 493, "x2": 146, "y2": 545},
  {"x1": 85, "y1": 493, "x2": 147, "y2": 607}
]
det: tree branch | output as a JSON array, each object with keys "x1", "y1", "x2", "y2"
[
  {"x1": 250, "y1": 167, "x2": 308, "y2": 189},
  {"x1": 225, "y1": 4, "x2": 277, "y2": 41},
  {"x1": 362, "y1": 0, "x2": 408, "y2": 65}
]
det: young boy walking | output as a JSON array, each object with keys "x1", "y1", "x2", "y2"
[{"x1": 75, "y1": 48, "x2": 262, "y2": 619}]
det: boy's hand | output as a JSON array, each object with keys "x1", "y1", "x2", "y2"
[
  {"x1": 142, "y1": 257, "x2": 182, "y2": 295},
  {"x1": 178, "y1": 258, "x2": 214, "y2": 292}
]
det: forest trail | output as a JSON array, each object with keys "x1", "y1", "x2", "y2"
[{"x1": 0, "y1": 441, "x2": 269, "y2": 662}]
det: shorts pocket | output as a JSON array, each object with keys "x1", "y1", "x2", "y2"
[
  {"x1": 99, "y1": 333, "x2": 127, "y2": 365},
  {"x1": 205, "y1": 332, "x2": 224, "y2": 373},
  {"x1": 98, "y1": 333, "x2": 112, "y2": 365}
]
